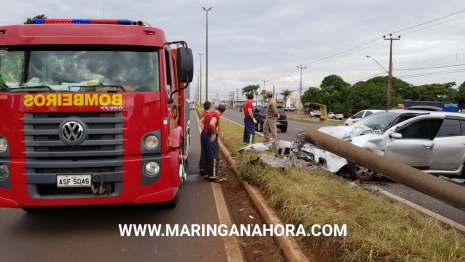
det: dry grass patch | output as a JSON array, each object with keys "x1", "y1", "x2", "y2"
[{"x1": 218, "y1": 117, "x2": 465, "y2": 261}]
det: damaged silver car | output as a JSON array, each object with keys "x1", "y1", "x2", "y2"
[{"x1": 302, "y1": 110, "x2": 465, "y2": 181}]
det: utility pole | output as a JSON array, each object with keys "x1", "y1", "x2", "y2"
[
  {"x1": 384, "y1": 34, "x2": 400, "y2": 110},
  {"x1": 202, "y1": 7, "x2": 212, "y2": 102},
  {"x1": 236, "y1": 88, "x2": 239, "y2": 106},
  {"x1": 297, "y1": 65, "x2": 307, "y2": 115},
  {"x1": 198, "y1": 53, "x2": 203, "y2": 103},
  {"x1": 261, "y1": 79, "x2": 268, "y2": 105}
]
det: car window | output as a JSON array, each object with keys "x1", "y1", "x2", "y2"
[
  {"x1": 365, "y1": 111, "x2": 373, "y2": 117},
  {"x1": 436, "y1": 119, "x2": 461, "y2": 137},
  {"x1": 462, "y1": 120, "x2": 465, "y2": 135},
  {"x1": 353, "y1": 111, "x2": 364, "y2": 118},
  {"x1": 398, "y1": 119, "x2": 442, "y2": 140}
]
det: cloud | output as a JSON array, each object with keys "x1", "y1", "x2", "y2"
[{"x1": 2, "y1": 0, "x2": 465, "y2": 100}]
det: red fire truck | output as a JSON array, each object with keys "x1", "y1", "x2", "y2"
[{"x1": 0, "y1": 19, "x2": 194, "y2": 210}]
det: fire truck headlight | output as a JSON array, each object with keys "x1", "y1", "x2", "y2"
[
  {"x1": 144, "y1": 135, "x2": 159, "y2": 149},
  {"x1": 0, "y1": 165, "x2": 9, "y2": 180},
  {"x1": 144, "y1": 161, "x2": 160, "y2": 177},
  {"x1": 0, "y1": 137, "x2": 7, "y2": 153}
]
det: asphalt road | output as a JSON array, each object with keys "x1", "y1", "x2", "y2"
[
  {"x1": 0, "y1": 110, "x2": 230, "y2": 262},
  {"x1": 225, "y1": 108, "x2": 465, "y2": 228}
]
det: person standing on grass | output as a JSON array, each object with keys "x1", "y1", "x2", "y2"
[
  {"x1": 199, "y1": 101, "x2": 212, "y2": 177},
  {"x1": 200, "y1": 104, "x2": 226, "y2": 183},
  {"x1": 242, "y1": 93, "x2": 257, "y2": 145},
  {"x1": 263, "y1": 90, "x2": 279, "y2": 143}
]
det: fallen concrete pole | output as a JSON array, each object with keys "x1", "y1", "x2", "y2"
[{"x1": 304, "y1": 127, "x2": 465, "y2": 212}]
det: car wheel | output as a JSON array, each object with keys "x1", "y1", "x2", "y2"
[
  {"x1": 347, "y1": 161, "x2": 376, "y2": 181},
  {"x1": 281, "y1": 127, "x2": 287, "y2": 133},
  {"x1": 258, "y1": 121, "x2": 263, "y2": 132}
]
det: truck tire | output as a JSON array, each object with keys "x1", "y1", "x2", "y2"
[
  {"x1": 165, "y1": 191, "x2": 180, "y2": 208},
  {"x1": 347, "y1": 161, "x2": 376, "y2": 181},
  {"x1": 22, "y1": 207, "x2": 45, "y2": 212},
  {"x1": 281, "y1": 127, "x2": 287, "y2": 133}
]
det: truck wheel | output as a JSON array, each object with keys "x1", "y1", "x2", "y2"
[
  {"x1": 281, "y1": 127, "x2": 287, "y2": 133},
  {"x1": 22, "y1": 207, "x2": 44, "y2": 212},
  {"x1": 165, "y1": 191, "x2": 180, "y2": 208},
  {"x1": 347, "y1": 161, "x2": 376, "y2": 181}
]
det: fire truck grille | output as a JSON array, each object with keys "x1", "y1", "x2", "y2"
[{"x1": 23, "y1": 112, "x2": 124, "y2": 158}]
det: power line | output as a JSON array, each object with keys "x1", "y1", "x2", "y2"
[
  {"x1": 270, "y1": 8, "x2": 465, "y2": 85},
  {"x1": 389, "y1": 8, "x2": 465, "y2": 35},
  {"x1": 400, "y1": 14, "x2": 465, "y2": 37}
]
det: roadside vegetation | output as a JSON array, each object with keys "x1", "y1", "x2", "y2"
[
  {"x1": 218, "y1": 117, "x2": 465, "y2": 261},
  {"x1": 243, "y1": 75, "x2": 465, "y2": 116}
]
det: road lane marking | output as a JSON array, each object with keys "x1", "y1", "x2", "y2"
[{"x1": 371, "y1": 186, "x2": 465, "y2": 233}]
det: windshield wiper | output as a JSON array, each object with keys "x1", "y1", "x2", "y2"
[
  {"x1": 5, "y1": 85, "x2": 55, "y2": 93},
  {"x1": 73, "y1": 85, "x2": 126, "y2": 92}
]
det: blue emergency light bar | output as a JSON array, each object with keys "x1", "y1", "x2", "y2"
[{"x1": 31, "y1": 19, "x2": 133, "y2": 25}]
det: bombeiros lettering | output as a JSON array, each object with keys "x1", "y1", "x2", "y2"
[{"x1": 23, "y1": 94, "x2": 123, "y2": 107}]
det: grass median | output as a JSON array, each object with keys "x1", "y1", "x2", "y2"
[{"x1": 218, "y1": 116, "x2": 465, "y2": 261}]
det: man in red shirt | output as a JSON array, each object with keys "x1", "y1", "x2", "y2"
[
  {"x1": 199, "y1": 101, "x2": 212, "y2": 177},
  {"x1": 200, "y1": 104, "x2": 226, "y2": 182},
  {"x1": 242, "y1": 93, "x2": 257, "y2": 145}
]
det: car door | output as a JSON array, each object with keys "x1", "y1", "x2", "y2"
[
  {"x1": 430, "y1": 118, "x2": 465, "y2": 171},
  {"x1": 384, "y1": 118, "x2": 442, "y2": 169}
]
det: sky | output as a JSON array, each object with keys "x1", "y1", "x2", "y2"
[{"x1": 2, "y1": 0, "x2": 465, "y2": 102}]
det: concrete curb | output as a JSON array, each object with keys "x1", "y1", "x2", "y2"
[{"x1": 218, "y1": 141, "x2": 311, "y2": 262}]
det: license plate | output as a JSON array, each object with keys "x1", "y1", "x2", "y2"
[{"x1": 57, "y1": 175, "x2": 92, "y2": 187}]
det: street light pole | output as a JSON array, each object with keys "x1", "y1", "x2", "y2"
[
  {"x1": 198, "y1": 53, "x2": 203, "y2": 103},
  {"x1": 202, "y1": 7, "x2": 212, "y2": 102},
  {"x1": 297, "y1": 65, "x2": 307, "y2": 115},
  {"x1": 197, "y1": 69, "x2": 200, "y2": 103},
  {"x1": 261, "y1": 79, "x2": 268, "y2": 105}
]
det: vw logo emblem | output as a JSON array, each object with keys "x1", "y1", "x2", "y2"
[{"x1": 58, "y1": 119, "x2": 87, "y2": 145}]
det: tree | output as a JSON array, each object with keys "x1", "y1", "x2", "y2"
[
  {"x1": 416, "y1": 82, "x2": 456, "y2": 101},
  {"x1": 25, "y1": 14, "x2": 47, "y2": 24},
  {"x1": 454, "y1": 81, "x2": 465, "y2": 110},
  {"x1": 301, "y1": 87, "x2": 325, "y2": 112},
  {"x1": 241, "y1": 84, "x2": 260, "y2": 105},
  {"x1": 320, "y1": 74, "x2": 350, "y2": 92},
  {"x1": 280, "y1": 89, "x2": 292, "y2": 106}
]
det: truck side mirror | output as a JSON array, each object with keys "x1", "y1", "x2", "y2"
[{"x1": 177, "y1": 47, "x2": 194, "y2": 83}]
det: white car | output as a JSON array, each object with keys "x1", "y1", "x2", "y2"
[
  {"x1": 284, "y1": 106, "x2": 296, "y2": 111},
  {"x1": 344, "y1": 109, "x2": 383, "y2": 126},
  {"x1": 328, "y1": 112, "x2": 344, "y2": 120},
  {"x1": 302, "y1": 110, "x2": 465, "y2": 181},
  {"x1": 310, "y1": 110, "x2": 321, "y2": 117}
]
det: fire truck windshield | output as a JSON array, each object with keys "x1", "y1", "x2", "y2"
[{"x1": 0, "y1": 48, "x2": 159, "y2": 92}]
